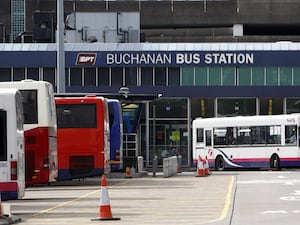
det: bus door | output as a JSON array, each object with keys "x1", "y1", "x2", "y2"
[{"x1": 204, "y1": 129, "x2": 214, "y2": 162}]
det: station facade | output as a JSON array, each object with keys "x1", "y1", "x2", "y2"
[{"x1": 1, "y1": 42, "x2": 300, "y2": 168}]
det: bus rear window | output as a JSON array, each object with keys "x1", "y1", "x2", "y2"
[
  {"x1": 0, "y1": 110, "x2": 7, "y2": 161},
  {"x1": 20, "y1": 90, "x2": 38, "y2": 124},
  {"x1": 56, "y1": 104, "x2": 97, "y2": 128}
]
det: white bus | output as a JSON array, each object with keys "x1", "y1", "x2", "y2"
[
  {"x1": 192, "y1": 114, "x2": 300, "y2": 171},
  {"x1": 0, "y1": 80, "x2": 57, "y2": 186},
  {"x1": 0, "y1": 88, "x2": 25, "y2": 200}
]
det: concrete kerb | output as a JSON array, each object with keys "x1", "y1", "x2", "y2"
[{"x1": 209, "y1": 175, "x2": 237, "y2": 225}]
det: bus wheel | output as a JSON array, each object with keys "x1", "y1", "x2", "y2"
[
  {"x1": 270, "y1": 154, "x2": 281, "y2": 170},
  {"x1": 215, "y1": 156, "x2": 225, "y2": 171}
]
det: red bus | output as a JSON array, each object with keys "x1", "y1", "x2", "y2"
[
  {"x1": 0, "y1": 80, "x2": 57, "y2": 186},
  {"x1": 55, "y1": 96, "x2": 110, "y2": 180}
]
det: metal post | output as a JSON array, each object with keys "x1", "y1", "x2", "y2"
[
  {"x1": 57, "y1": 0, "x2": 65, "y2": 93},
  {"x1": 152, "y1": 104, "x2": 157, "y2": 177}
]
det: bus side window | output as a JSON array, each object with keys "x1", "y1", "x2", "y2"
[
  {"x1": 205, "y1": 130, "x2": 212, "y2": 146},
  {"x1": 196, "y1": 128, "x2": 204, "y2": 143},
  {"x1": 285, "y1": 125, "x2": 297, "y2": 145}
]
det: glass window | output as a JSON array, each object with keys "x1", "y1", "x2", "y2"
[
  {"x1": 111, "y1": 67, "x2": 123, "y2": 86},
  {"x1": 182, "y1": 67, "x2": 194, "y2": 86},
  {"x1": 13, "y1": 68, "x2": 25, "y2": 81},
  {"x1": 195, "y1": 67, "x2": 207, "y2": 86},
  {"x1": 266, "y1": 67, "x2": 278, "y2": 86},
  {"x1": 27, "y1": 68, "x2": 39, "y2": 80},
  {"x1": 0, "y1": 110, "x2": 7, "y2": 161},
  {"x1": 251, "y1": 126, "x2": 266, "y2": 144},
  {"x1": 285, "y1": 125, "x2": 297, "y2": 145},
  {"x1": 56, "y1": 104, "x2": 96, "y2": 128},
  {"x1": 84, "y1": 67, "x2": 96, "y2": 86},
  {"x1": 209, "y1": 67, "x2": 221, "y2": 86},
  {"x1": 141, "y1": 67, "x2": 153, "y2": 86},
  {"x1": 168, "y1": 67, "x2": 180, "y2": 86},
  {"x1": 20, "y1": 90, "x2": 38, "y2": 124},
  {"x1": 125, "y1": 67, "x2": 137, "y2": 86},
  {"x1": 252, "y1": 67, "x2": 265, "y2": 85},
  {"x1": 98, "y1": 67, "x2": 109, "y2": 86},
  {"x1": 214, "y1": 128, "x2": 227, "y2": 146},
  {"x1": 43, "y1": 67, "x2": 55, "y2": 86},
  {"x1": 150, "y1": 98, "x2": 188, "y2": 118},
  {"x1": 237, "y1": 127, "x2": 251, "y2": 145},
  {"x1": 266, "y1": 126, "x2": 281, "y2": 144},
  {"x1": 286, "y1": 98, "x2": 300, "y2": 114},
  {"x1": 70, "y1": 68, "x2": 82, "y2": 86},
  {"x1": 293, "y1": 67, "x2": 300, "y2": 85},
  {"x1": 280, "y1": 67, "x2": 292, "y2": 86},
  {"x1": 217, "y1": 98, "x2": 256, "y2": 117},
  {"x1": 0, "y1": 68, "x2": 11, "y2": 81},
  {"x1": 238, "y1": 67, "x2": 251, "y2": 86},
  {"x1": 155, "y1": 67, "x2": 166, "y2": 86},
  {"x1": 205, "y1": 130, "x2": 212, "y2": 146},
  {"x1": 196, "y1": 128, "x2": 204, "y2": 143},
  {"x1": 65, "y1": 68, "x2": 69, "y2": 86},
  {"x1": 222, "y1": 67, "x2": 235, "y2": 86},
  {"x1": 259, "y1": 98, "x2": 283, "y2": 115}
]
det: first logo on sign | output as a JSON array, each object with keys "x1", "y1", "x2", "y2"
[{"x1": 76, "y1": 53, "x2": 97, "y2": 65}]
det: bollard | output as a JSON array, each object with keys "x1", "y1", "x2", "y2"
[
  {"x1": 137, "y1": 156, "x2": 144, "y2": 173},
  {"x1": 152, "y1": 155, "x2": 158, "y2": 177},
  {"x1": 177, "y1": 155, "x2": 182, "y2": 173}
]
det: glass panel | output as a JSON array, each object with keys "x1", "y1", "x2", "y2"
[
  {"x1": 191, "y1": 98, "x2": 214, "y2": 119},
  {"x1": 182, "y1": 67, "x2": 194, "y2": 86},
  {"x1": 84, "y1": 67, "x2": 96, "y2": 86},
  {"x1": 98, "y1": 67, "x2": 109, "y2": 86},
  {"x1": 196, "y1": 128, "x2": 204, "y2": 143},
  {"x1": 43, "y1": 67, "x2": 55, "y2": 86},
  {"x1": 294, "y1": 67, "x2": 300, "y2": 85},
  {"x1": 238, "y1": 67, "x2": 251, "y2": 85},
  {"x1": 217, "y1": 98, "x2": 256, "y2": 116},
  {"x1": 0, "y1": 68, "x2": 11, "y2": 81},
  {"x1": 0, "y1": 110, "x2": 7, "y2": 161},
  {"x1": 285, "y1": 125, "x2": 297, "y2": 145},
  {"x1": 125, "y1": 67, "x2": 137, "y2": 86},
  {"x1": 13, "y1": 68, "x2": 25, "y2": 81},
  {"x1": 150, "y1": 98, "x2": 187, "y2": 118},
  {"x1": 195, "y1": 67, "x2": 207, "y2": 86},
  {"x1": 20, "y1": 90, "x2": 38, "y2": 124},
  {"x1": 65, "y1": 68, "x2": 69, "y2": 86},
  {"x1": 252, "y1": 67, "x2": 265, "y2": 85},
  {"x1": 251, "y1": 126, "x2": 266, "y2": 144},
  {"x1": 209, "y1": 67, "x2": 221, "y2": 86},
  {"x1": 70, "y1": 67, "x2": 82, "y2": 86},
  {"x1": 56, "y1": 104, "x2": 97, "y2": 128},
  {"x1": 222, "y1": 67, "x2": 235, "y2": 86},
  {"x1": 266, "y1": 67, "x2": 278, "y2": 86},
  {"x1": 168, "y1": 67, "x2": 180, "y2": 86},
  {"x1": 27, "y1": 68, "x2": 39, "y2": 80},
  {"x1": 111, "y1": 67, "x2": 123, "y2": 86},
  {"x1": 155, "y1": 67, "x2": 166, "y2": 86},
  {"x1": 267, "y1": 125, "x2": 281, "y2": 144},
  {"x1": 286, "y1": 98, "x2": 300, "y2": 113},
  {"x1": 141, "y1": 67, "x2": 153, "y2": 86},
  {"x1": 280, "y1": 67, "x2": 292, "y2": 86},
  {"x1": 259, "y1": 98, "x2": 283, "y2": 115}
]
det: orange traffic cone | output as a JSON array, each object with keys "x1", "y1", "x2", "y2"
[
  {"x1": 91, "y1": 175, "x2": 120, "y2": 221},
  {"x1": 195, "y1": 156, "x2": 206, "y2": 177},
  {"x1": 204, "y1": 157, "x2": 210, "y2": 176}
]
